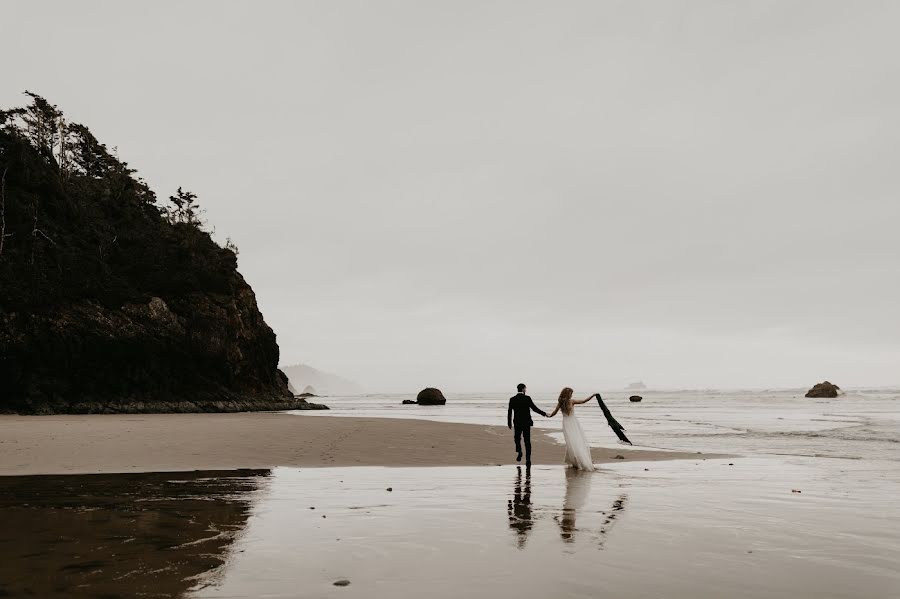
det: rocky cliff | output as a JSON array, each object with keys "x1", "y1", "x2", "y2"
[{"x1": 0, "y1": 94, "x2": 325, "y2": 413}]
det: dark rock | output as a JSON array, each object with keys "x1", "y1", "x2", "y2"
[
  {"x1": 613, "y1": 455, "x2": 625, "y2": 460},
  {"x1": 333, "y1": 580, "x2": 350, "y2": 587},
  {"x1": 302, "y1": 385, "x2": 317, "y2": 395},
  {"x1": 629, "y1": 395, "x2": 643, "y2": 402},
  {"x1": 804, "y1": 381, "x2": 841, "y2": 398},
  {"x1": 401, "y1": 399, "x2": 417, "y2": 405},
  {"x1": 416, "y1": 388, "x2": 446, "y2": 405}
]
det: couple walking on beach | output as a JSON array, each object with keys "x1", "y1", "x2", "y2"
[{"x1": 508, "y1": 383, "x2": 630, "y2": 471}]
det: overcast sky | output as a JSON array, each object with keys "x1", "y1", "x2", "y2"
[{"x1": 5, "y1": 1, "x2": 899, "y2": 392}]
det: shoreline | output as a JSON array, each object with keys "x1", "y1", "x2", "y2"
[{"x1": 0, "y1": 413, "x2": 718, "y2": 476}]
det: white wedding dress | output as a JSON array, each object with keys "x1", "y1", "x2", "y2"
[{"x1": 561, "y1": 402, "x2": 595, "y2": 471}]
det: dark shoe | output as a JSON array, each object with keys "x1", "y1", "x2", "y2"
[{"x1": 516, "y1": 451, "x2": 523, "y2": 462}]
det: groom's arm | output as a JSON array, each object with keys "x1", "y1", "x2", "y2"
[
  {"x1": 528, "y1": 397, "x2": 548, "y2": 418},
  {"x1": 507, "y1": 399, "x2": 513, "y2": 429}
]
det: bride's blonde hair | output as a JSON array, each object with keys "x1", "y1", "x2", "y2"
[{"x1": 558, "y1": 387, "x2": 574, "y2": 403}]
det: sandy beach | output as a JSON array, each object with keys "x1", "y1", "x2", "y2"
[
  {"x1": 0, "y1": 413, "x2": 702, "y2": 476},
  {"x1": 1, "y1": 396, "x2": 897, "y2": 599}
]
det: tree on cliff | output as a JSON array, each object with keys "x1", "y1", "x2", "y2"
[{"x1": 163, "y1": 187, "x2": 204, "y2": 228}]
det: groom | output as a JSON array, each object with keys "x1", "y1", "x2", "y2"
[{"x1": 507, "y1": 383, "x2": 548, "y2": 467}]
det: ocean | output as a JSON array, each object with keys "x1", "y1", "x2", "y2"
[{"x1": 293, "y1": 387, "x2": 900, "y2": 463}]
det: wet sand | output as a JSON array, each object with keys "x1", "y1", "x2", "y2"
[
  {"x1": 3, "y1": 463, "x2": 897, "y2": 598},
  {"x1": 0, "y1": 414, "x2": 703, "y2": 475},
  {"x1": 0, "y1": 469, "x2": 270, "y2": 598}
]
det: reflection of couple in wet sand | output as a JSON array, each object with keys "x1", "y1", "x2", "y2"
[
  {"x1": 507, "y1": 466, "x2": 628, "y2": 548},
  {"x1": 507, "y1": 383, "x2": 632, "y2": 470}
]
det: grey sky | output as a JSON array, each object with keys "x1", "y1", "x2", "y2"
[{"x1": 5, "y1": 1, "x2": 899, "y2": 391}]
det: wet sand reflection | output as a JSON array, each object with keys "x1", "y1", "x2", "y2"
[
  {"x1": 0, "y1": 469, "x2": 269, "y2": 598},
  {"x1": 507, "y1": 466, "x2": 534, "y2": 548},
  {"x1": 509, "y1": 467, "x2": 628, "y2": 550}
]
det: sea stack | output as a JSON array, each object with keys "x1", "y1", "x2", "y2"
[
  {"x1": 805, "y1": 381, "x2": 841, "y2": 398},
  {"x1": 416, "y1": 388, "x2": 447, "y2": 405}
]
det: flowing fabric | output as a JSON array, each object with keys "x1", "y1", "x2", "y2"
[
  {"x1": 561, "y1": 411, "x2": 595, "y2": 471},
  {"x1": 595, "y1": 395, "x2": 632, "y2": 445}
]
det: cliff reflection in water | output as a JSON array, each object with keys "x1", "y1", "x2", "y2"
[{"x1": 0, "y1": 469, "x2": 270, "y2": 598}]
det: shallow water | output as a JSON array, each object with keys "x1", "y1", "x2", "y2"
[
  {"x1": 293, "y1": 388, "x2": 900, "y2": 461},
  {"x1": 2, "y1": 462, "x2": 898, "y2": 598}
]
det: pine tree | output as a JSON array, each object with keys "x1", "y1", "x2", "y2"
[{"x1": 165, "y1": 187, "x2": 204, "y2": 227}]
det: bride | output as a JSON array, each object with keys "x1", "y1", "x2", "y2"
[{"x1": 547, "y1": 387, "x2": 595, "y2": 471}]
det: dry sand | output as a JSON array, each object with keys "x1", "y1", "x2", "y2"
[{"x1": 0, "y1": 413, "x2": 705, "y2": 475}]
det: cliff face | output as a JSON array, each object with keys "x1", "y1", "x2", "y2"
[{"x1": 0, "y1": 95, "x2": 324, "y2": 413}]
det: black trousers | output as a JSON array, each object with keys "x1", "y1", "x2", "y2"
[{"x1": 514, "y1": 425, "x2": 532, "y2": 461}]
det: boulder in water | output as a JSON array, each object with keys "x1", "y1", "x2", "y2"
[
  {"x1": 805, "y1": 381, "x2": 841, "y2": 398},
  {"x1": 629, "y1": 395, "x2": 643, "y2": 402},
  {"x1": 416, "y1": 388, "x2": 446, "y2": 405}
]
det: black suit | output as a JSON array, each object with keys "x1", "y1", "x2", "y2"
[{"x1": 507, "y1": 393, "x2": 547, "y2": 464}]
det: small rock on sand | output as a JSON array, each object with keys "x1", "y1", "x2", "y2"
[
  {"x1": 333, "y1": 580, "x2": 351, "y2": 587},
  {"x1": 386, "y1": 487, "x2": 393, "y2": 492},
  {"x1": 614, "y1": 455, "x2": 625, "y2": 460}
]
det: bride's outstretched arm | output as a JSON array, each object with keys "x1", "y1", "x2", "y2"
[
  {"x1": 547, "y1": 403, "x2": 560, "y2": 418},
  {"x1": 573, "y1": 395, "x2": 594, "y2": 405}
]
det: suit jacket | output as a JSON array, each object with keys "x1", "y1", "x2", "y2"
[{"x1": 508, "y1": 393, "x2": 547, "y2": 428}]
